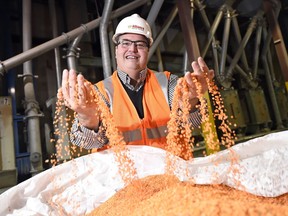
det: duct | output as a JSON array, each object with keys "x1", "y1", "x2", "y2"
[
  {"x1": 148, "y1": 6, "x2": 178, "y2": 61},
  {"x1": 100, "y1": 0, "x2": 114, "y2": 78},
  {"x1": 48, "y1": 0, "x2": 62, "y2": 88},
  {"x1": 22, "y1": 0, "x2": 43, "y2": 175},
  {"x1": 0, "y1": 0, "x2": 149, "y2": 75}
]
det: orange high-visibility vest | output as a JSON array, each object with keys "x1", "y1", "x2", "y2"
[{"x1": 96, "y1": 69, "x2": 171, "y2": 149}]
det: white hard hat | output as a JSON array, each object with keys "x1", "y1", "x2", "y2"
[{"x1": 112, "y1": 14, "x2": 153, "y2": 47}]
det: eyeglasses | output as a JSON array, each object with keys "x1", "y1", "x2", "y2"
[{"x1": 117, "y1": 39, "x2": 149, "y2": 50}]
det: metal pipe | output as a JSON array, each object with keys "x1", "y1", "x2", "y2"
[
  {"x1": 261, "y1": 23, "x2": 283, "y2": 129},
  {"x1": 66, "y1": 35, "x2": 83, "y2": 70},
  {"x1": 231, "y1": 13, "x2": 250, "y2": 72},
  {"x1": 195, "y1": 0, "x2": 208, "y2": 30},
  {"x1": 146, "y1": 0, "x2": 164, "y2": 71},
  {"x1": 265, "y1": 31, "x2": 277, "y2": 82},
  {"x1": 212, "y1": 40, "x2": 220, "y2": 79},
  {"x1": 48, "y1": 0, "x2": 62, "y2": 88},
  {"x1": 252, "y1": 23, "x2": 263, "y2": 79},
  {"x1": 100, "y1": 0, "x2": 114, "y2": 78},
  {"x1": 151, "y1": 24, "x2": 164, "y2": 71},
  {"x1": 183, "y1": 51, "x2": 189, "y2": 74},
  {"x1": 0, "y1": 0, "x2": 149, "y2": 75},
  {"x1": 219, "y1": 9, "x2": 232, "y2": 76},
  {"x1": 195, "y1": 0, "x2": 220, "y2": 77},
  {"x1": 108, "y1": 23, "x2": 117, "y2": 71},
  {"x1": 261, "y1": 58, "x2": 283, "y2": 129},
  {"x1": 226, "y1": 10, "x2": 263, "y2": 79},
  {"x1": 217, "y1": 46, "x2": 258, "y2": 88},
  {"x1": 146, "y1": 0, "x2": 164, "y2": 25},
  {"x1": 22, "y1": 0, "x2": 43, "y2": 175},
  {"x1": 201, "y1": 5, "x2": 225, "y2": 57},
  {"x1": 148, "y1": 6, "x2": 178, "y2": 60}
]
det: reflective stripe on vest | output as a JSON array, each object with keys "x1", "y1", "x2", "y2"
[
  {"x1": 122, "y1": 129, "x2": 142, "y2": 142},
  {"x1": 153, "y1": 71, "x2": 169, "y2": 104},
  {"x1": 121, "y1": 125, "x2": 168, "y2": 143},
  {"x1": 146, "y1": 125, "x2": 167, "y2": 139},
  {"x1": 102, "y1": 77, "x2": 114, "y2": 112}
]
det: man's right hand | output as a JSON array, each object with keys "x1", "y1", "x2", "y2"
[{"x1": 59, "y1": 69, "x2": 100, "y2": 130}]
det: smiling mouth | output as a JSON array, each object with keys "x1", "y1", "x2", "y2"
[{"x1": 126, "y1": 56, "x2": 139, "y2": 59}]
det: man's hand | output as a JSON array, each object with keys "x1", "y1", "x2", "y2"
[
  {"x1": 183, "y1": 57, "x2": 214, "y2": 108},
  {"x1": 58, "y1": 69, "x2": 100, "y2": 130}
]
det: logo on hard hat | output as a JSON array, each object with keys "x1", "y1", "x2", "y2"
[{"x1": 128, "y1": 25, "x2": 144, "y2": 32}]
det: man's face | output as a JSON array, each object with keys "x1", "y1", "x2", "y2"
[{"x1": 115, "y1": 33, "x2": 149, "y2": 74}]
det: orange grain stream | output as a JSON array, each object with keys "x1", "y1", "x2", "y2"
[
  {"x1": 165, "y1": 78, "x2": 194, "y2": 176},
  {"x1": 53, "y1": 82, "x2": 137, "y2": 185}
]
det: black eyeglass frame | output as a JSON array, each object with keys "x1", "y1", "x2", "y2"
[{"x1": 116, "y1": 39, "x2": 149, "y2": 49}]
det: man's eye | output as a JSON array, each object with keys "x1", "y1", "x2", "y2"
[
  {"x1": 122, "y1": 41, "x2": 131, "y2": 46},
  {"x1": 136, "y1": 43, "x2": 146, "y2": 48}
]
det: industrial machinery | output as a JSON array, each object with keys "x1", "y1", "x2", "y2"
[
  {"x1": 0, "y1": 97, "x2": 17, "y2": 188},
  {"x1": 0, "y1": 0, "x2": 287, "y2": 186}
]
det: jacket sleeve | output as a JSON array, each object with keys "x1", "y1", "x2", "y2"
[
  {"x1": 188, "y1": 108, "x2": 202, "y2": 128},
  {"x1": 70, "y1": 118, "x2": 109, "y2": 149},
  {"x1": 168, "y1": 73, "x2": 202, "y2": 128}
]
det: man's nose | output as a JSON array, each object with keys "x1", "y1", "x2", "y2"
[{"x1": 128, "y1": 42, "x2": 137, "y2": 52}]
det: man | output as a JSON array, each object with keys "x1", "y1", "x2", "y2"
[{"x1": 60, "y1": 14, "x2": 214, "y2": 150}]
